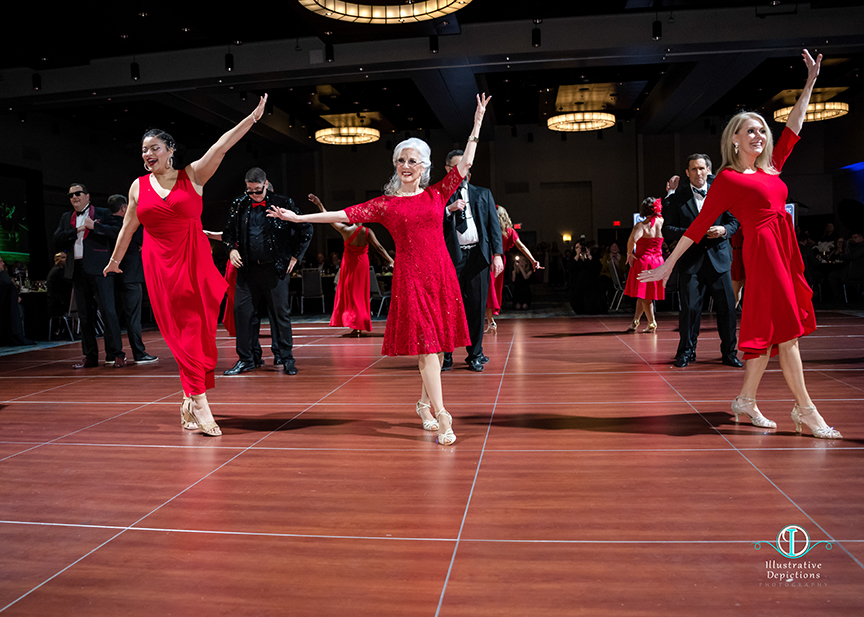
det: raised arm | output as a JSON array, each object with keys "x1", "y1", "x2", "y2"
[
  {"x1": 309, "y1": 193, "x2": 353, "y2": 236},
  {"x1": 455, "y1": 94, "x2": 492, "y2": 178},
  {"x1": 104, "y1": 180, "x2": 142, "y2": 276},
  {"x1": 784, "y1": 50, "x2": 822, "y2": 136},
  {"x1": 187, "y1": 94, "x2": 268, "y2": 187}
]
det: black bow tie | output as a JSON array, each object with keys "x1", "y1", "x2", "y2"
[{"x1": 693, "y1": 188, "x2": 706, "y2": 197}]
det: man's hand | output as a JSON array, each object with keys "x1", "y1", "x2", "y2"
[
  {"x1": 446, "y1": 199, "x2": 466, "y2": 214},
  {"x1": 666, "y1": 175, "x2": 680, "y2": 193},
  {"x1": 705, "y1": 226, "x2": 727, "y2": 239},
  {"x1": 229, "y1": 249, "x2": 244, "y2": 268},
  {"x1": 491, "y1": 254, "x2": 504, "y2": 278},
  {"x1": 287, "y1": 257, "x2": 298, "y2": 274}
]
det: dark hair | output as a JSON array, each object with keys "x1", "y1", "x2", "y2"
[
  {"x1": 686, "y1": 153, "x2": 712, "y2": 173},
  {"x1": 69, "y1": 182, "x2": 89, "y2": 194},
  {"x1": 107, "y1": 194, "x2": 128, "y2": 214},
  {"x1": 245, "y1": 167, "x2": 267, "y2": 184},
  {"x1": 141, "y1": 128, "x2": 176, "y2": 151},
  {"x1": 639, "y1": 197, "x2": 659, "y2": 218},
  {"x1": 445, "y1": 149, "x2": 464, "y2": 166}
]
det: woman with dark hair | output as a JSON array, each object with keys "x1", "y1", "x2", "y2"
[
  {"x1": 269, "y1": 94, "x2": 491, "y2": 446},
  {"x1": 640, "y1": 51, "x2": 842, "y2": 439},
  {"x1": 624, "y1": 197, "x2": 664, "y2": 333},
  {"x1": 105, "y1": 95, "x2": 268, "y2": 436}
]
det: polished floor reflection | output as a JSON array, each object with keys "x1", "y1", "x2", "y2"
[{"x1": 1, "y1": 313, "x2": 862, "y2": 615}]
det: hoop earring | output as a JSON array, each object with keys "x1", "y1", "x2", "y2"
[
  {"x1": 144, "y1": 162, "x2": 151, "y2": 172},
  {"x1": 167, "y1": 157, "x2": 174, "y2": 169},
  {"x1": 734, "y1": 143, "x2": 739, "y2": 155}
]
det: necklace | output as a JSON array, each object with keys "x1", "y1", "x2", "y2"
[{"x1": 395, "y1": 189, "x2": 422, "y2": 197}]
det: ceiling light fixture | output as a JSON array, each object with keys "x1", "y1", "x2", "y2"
[
  {"x1": 773, "y1": 101, "x2": 849, "y2": 123},
  {"x1": 299, "y1": 0, "x2": 472, "y2": 24},
  {"x1": 315, "y1": 126, "x2": 381, "y2": 145},
  {"x1": 547, "y1": 112, "x2": 616, "y2": 132}
]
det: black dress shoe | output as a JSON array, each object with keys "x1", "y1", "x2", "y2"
[
  {"x1": 441, "y1": 357, "x2": 453, "y2": 372},
  {"x1": 722, "y1": 355, "x2": 744, "y2": 368},
  {"x1": 466, "y1": 358, "x2": 484, "y2": 372},
  {"x1": 479, "y1": 355, "x2": 490, "y2": 364},
  {"x1": 283, "y1": 360, "x2": 298, "y2": 375},
  {"x1": 73, "y1": 358, "x2": 99, "y2": 369},
  {"x1": 254, "y1": 358, "x2": 265, "y2": 368},
  {"x1": 133, "y1": 354, "x2": 159, "y2": 364},
  {"x1": 224, "y1": 360, "x2": 256, "y2": 376},
  {"x1": 273, "y1": 357, "x2": 284, "y2": 366},
  {"x1": 673, "y1": 352, "x2": 695, "y2": 368}
]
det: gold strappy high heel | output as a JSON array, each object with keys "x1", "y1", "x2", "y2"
[
  {"x1": 436, "y1": 409, "x2": 456, "y2": 446},
  {"x1": 642, "y1": 322, "x2": 657, "y2": 333},
  {"x1": 627, "y1": 319, "x2": 640, "y2": 332},
  {"x1": 415, "y1": 400, "x2": 439, "y2": 431},
  {"x1": 731, "y1": 396, "x2": 776, "y2": 429},
  {"x1": 791, "y1": 404, "x2": 842, "y2": 439},
  {"x1": 181, "y1": 396, "x2": 197, "y2": 430},
  {"x1": 189, "y1": 394, "x2": 222, "y2": 436}
]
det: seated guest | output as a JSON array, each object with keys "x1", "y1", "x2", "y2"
[{"x1": 0, "y1": 255, "x2": 34, "y2": 346}]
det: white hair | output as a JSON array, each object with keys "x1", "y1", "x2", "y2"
[{"x1": 383, "y1": 137, "x2": 433, "y2": 195}]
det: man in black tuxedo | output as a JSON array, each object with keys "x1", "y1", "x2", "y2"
[
  {"x1": 53, "y1": 183, "x2": 125, "y2": 368},
  {"x1": 108, "y1": 195, "x2": 158, "y2": 364},
  {"x1": 442, "y1": 150, "x2": 504, "y2": 372},
  {"x1": 222, "y1": 168, "x2": 313, "y2": 376},
  {"x1": 662, "y1": 154, "x2": 742, "y2": 368}
]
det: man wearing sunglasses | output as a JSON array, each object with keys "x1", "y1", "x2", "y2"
[
  {"x1": 53, "y1": 183, "x2": 125, "y2": 368},
  {"x1": 222, "y1": 167, "x2": 313, "y2": 376}
]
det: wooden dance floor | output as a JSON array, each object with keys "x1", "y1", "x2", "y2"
[{"x1": 1, "y1": 313, "x2": 863, "y2": 615}]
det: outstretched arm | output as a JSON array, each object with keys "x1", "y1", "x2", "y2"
[
  {"x1": 104, "y1": 180, "x2": 142, "y2": 276},
  {"x1": 513, "y1": 236, "x2": 542, "y2": 270},
  {"x1": 309, "y1": 193, "x2": 353, "y2": 236},
  {"x1": 455, "y1": 94, "x2": 492, "y2": 178},
  {"x1": 638, "y1": 236, "x2": 694, "y2": 286},
  {"x1": 268, "y1": 206, "x2": 348, "y2": 225},
  {"x1": 785, "y1": 49, "x2": 822, "y2": 136},
  {"x1": 187, "y1": 94, "x2": 268, "y2": 187}
]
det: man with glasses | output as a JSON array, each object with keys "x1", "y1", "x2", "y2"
[
  {"x1": 222, "y1": 167, "x2": 312, "y2": 376},
  {"x1": 441, "y1": 150, "x2": 504, "y2": 372},
  {"x1": 53, "y1": 183, "x2": 125, "y2": 368}
]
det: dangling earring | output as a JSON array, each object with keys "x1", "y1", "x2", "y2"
[
  {"x1": 734, "y1": 143, "x2": 739, "y2": 155},
  {"x1": 167, "y1": 156, "x2": 174, "y2": 170}
]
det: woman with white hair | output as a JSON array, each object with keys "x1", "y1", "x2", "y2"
[
  {"x1": 270, "y1": 94, "x2": 492, "y2": 446},
  {"x1": 639, "y1": 50, "x2": 842, "y2": 439}
]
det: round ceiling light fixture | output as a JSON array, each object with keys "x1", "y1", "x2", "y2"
[
  {"x1": 298, "y1": 0, "x2": 473, "y2": 24},
  {"x1": 547, "y1": 112, "x2": 616, "y2": 132},
  {"x1": 773, "y1": 101, "x2": 849, "y2": 123},
  {"x1": 315, "y1": 126, "x2": 381, "y2": 145}
]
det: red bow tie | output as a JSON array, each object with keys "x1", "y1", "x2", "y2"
[{"x1": 252, "y1": 200, "x2": 266, "y2": 208}]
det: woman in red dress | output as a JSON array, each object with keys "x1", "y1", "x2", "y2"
[
  {"x1": 624, "y1": 197, "x2": 665, "y2": 333},
  {"x1": 105, "y1": 95, "x2": 269, "y2": 436},
  {"x1": 308, "y1": 194, "x2": 394, "y2": 336},
  {"x1": 640, "y1": 50, "x2": 841, "y2": 439},
  {"x1": 484, "y1": 205, "x2": 541, "y2": 333},
  {"x1": 269, "y1": 94, "x2": 491, "y2": 446}
]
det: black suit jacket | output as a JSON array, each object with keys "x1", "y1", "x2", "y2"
[
  {"x1": 118, "y1": 225, "x2": 145, "y2": 284},
  {"x1": 222, "y1": 192, "x2": 313, "y2": 278},
  {"x1": 443, "y1": 182, "x2": 503, "y2": 279},
  {"x1": 662, "y1": 177, "x2": 739, "y2": 275},
  {"x1": 53, "y1": 205, "x2": 122, "y2": 278}
]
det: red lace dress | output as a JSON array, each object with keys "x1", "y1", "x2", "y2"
[
  {"x1": 343, "y1": 166, "x2": 470, "y2": 356},
  {"x1": 487, "y1": 226, "x2": 519, "y2": 314},
  {"x1": 330, "y1": 226, "x2": 372, "y2": 332},
  {"x1": 684, "y1": 127, "x2": 814, "y2": 359},
  {"x1": 624, "y1": 236, "x2": 665, "y2": 301},
  {"x1": 136, "y1": 170, "x2": 228, "y2": 395}
]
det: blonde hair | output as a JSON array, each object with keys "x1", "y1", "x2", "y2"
[
  {"x1": 496, "y1": 205, "x2": 513, "y2": 231},
  {"x1": 718, "y1": 112, "x2": 778, "y2": 175}
]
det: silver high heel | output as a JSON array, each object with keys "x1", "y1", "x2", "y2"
[
  {"x1": 416, "y1": 400, "x2": 439, "y2": 431},
  {"x1": 731, "y1": 396, "x2": 776, "y2": 429},
  {"x1": 791, "y1": 404, "x2": 842, "y2": 439},
  {"x1": 436, "y1": 409, "x2": 456, "y2": 446},
  {"x1": 181, "y1": 396, "x2": 197, "y2": 430}
]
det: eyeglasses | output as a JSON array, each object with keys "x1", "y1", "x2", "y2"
[
  {"x1": 396, "y1": 158, "x2": 423, "y2": 167},
  {"x1": 68, "y1": 190, "x2": 86, "y2": 198},
  {"x1": 246, "y1": 188, "x2": 266, "y2": 196}
]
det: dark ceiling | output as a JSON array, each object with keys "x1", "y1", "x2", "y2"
[{"x1": 3, "y1": 1, "x2": 864, "y2": 151}]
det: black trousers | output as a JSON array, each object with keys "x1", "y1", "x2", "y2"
[
  {"x1": 118, "y1": 280, "x2": 147, "y2": 360},
  {"x1": 233, "y1": 263, "x2": 293, "y2": 363},
  {"x1": 676, "y1": 263, "x2": 738, "y2": 360},
  {"x1": 72, "y1": 263, "x2": 124, "y2": 361},
  {"x1": 446, "y1": 245, "x2": 489, "y2": 362}
]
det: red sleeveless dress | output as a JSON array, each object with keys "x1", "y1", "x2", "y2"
[
  {"x1": 624, "y1": 236, "x2": 665, "y2": 301},
  {"x1": 487, "y1": 226, "x2": 519, "y2": 314},
  {"x1": 136, "y1": 170, "x2": 228, "y2": 395},
  {"x1": 343, "y1": 166, "x2": 470, "y2": 356},
  {"x1": 330, "y1": 226, "x2": 372, "y2": 332},
  {"x1": 684, "y1": 128, "x2": 813, "y2": 359}
]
